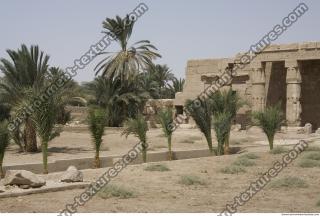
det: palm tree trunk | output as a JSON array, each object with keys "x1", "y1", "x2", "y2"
[
  {"x1": 24, "y1": 118, "x2": 38, "y2": 152},
  {"x1": 268, "y1": 135, "x2": 274, "y2": 150},
  {"x1": 224, "y1": 131, "x2": 230, "y2": 155},
  {"x1": 142, "y1": 142, "x2": 147, "y2": 163},
  {"x1": 42, "y1": 142, "x2": 48, "y2": 174},
  {"x1": 0, "y1": 152, "x2": 4, "y2": 178},
  {"x1": 95, "y1": 150, "x2": 101, "y2": 168},
  {"x1": 206, "y1": 133, "x2": 213, "y2": 154},
  {"x1": 168, "y1": 136, "x2": 172, "y2": 160}
]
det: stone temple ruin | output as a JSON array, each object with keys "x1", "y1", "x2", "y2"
[{"x1": 173, "y1": 42, "x2": 320, "y2": 131}]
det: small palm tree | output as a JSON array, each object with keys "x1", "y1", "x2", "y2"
[
  {"x1": 0, "y1": 120, "x2": 9, "y2": 178},
  {"x1": 212, "y1": 112, "x2": 232, "y2": 155},
  {"x1": 31, "y1": 96, "x2": 59, "y2": 174},
  {"x1": 88, "y1": 107, "x2": 107, "y2": 168},
  {"x1": 185, "y1": 98, "x2": 214, "y2": 153},
  {"x1": 122, "y1": 114, "x2": 148, "y2": 162},
  {"x1": 211, "y1": 89, "x2": 243, "y2": 154},
  {"x1": 157, "y1": 108, "x2": 174, "y2": 160},
  {"x1": 253, "y1": 105, "x2": 283, "y2": 150}
]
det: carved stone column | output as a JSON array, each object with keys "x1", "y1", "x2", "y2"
[
  {"x1": 285, "y1": 60, "x2": 302, "y2": 126},
  {"x1": 250, "y1": 62, "x2": 265, "y2": 112}
]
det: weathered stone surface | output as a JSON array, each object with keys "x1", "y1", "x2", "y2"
[
  {"x1": 0, "y1": 186, "x2": 5, "y2": 193},
  {"x1": 3, "y1": 170, "x2": 46, "y2": 188},
  {"x1": 231, "y1": 124, "x2": 242, "y2": 132},
  {"x1": 60, "y1": 166, "x2": 83, "y2": 183},
  {"x1": 304, "y1": 123, "x2": 312, "y2": 134}
]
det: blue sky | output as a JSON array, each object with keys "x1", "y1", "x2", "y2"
[{"x1": 0, "y1": 0, "x2": 319, "y2": 82}]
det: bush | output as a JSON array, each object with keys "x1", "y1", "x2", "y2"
[
  {"x1": 269, "y1": 177, "x2": 308, "y2": 188},
  {"x1": 179, "y1": 175, "x2": 206, "y2": 185},
  {"x1": 98, "y1": 184, "x2": 135, "y2": 199},
  {"x1": 220, "y1": 165, "x2": 246, "y2": 174},
  {"x1": 270, "y1": 146, "x2": 288, "y2": 154},
  {"x1": 232, "y1": 158, "x2": 256, "y2": 167},
  {"x1": 298, "y1": 159, "x2": 320, "y2": 168},
  {"x1": 239, "y1": 153, "x2": 259, "y2": 160},
  {"x1": 317, "y1": 199, "x2": 320, "y2": 207},
  {"x1": 144, "y1": 164, "x2": 170, "y2": 172}
]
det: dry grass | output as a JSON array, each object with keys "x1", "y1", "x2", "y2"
[
  {"x1": 298, "y1": 159, "x2": 320, "y2": 168},
  {"x1": 98, "y1": 184, "x2": 135, "y2": 199},
  {"x1": 232, "y1": 157, "x2": 256, "y2": 167},
  {"x1": 270, "y1": 146, "x2": 288, "y2": 154},
  {"x1": 220, "y1": 165, "x2": 246, "y2": 174},
  {"x1": 269, "y1": 177, "x2": 308, "y2": 189},
  {"x1": 239, "y1": 153, "x2": 259, "y2": 160},
  {"x1": 144, "y1": 164, "x2": 170, "y2": 172},
  {"x1": 179, "y1": 175, "x2": 206, "y2": 185},
  {"x1": 303, "y1": 152, "x2": 320, "y2": 161}
]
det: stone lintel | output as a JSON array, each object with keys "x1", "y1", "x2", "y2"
[{"x1": 285, "y1": 59, "x2": 298, "y2": 68}]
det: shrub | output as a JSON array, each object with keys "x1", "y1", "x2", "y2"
[
  {"x1": 298, "y1": 159, "x2": 320, "y2": 168},
  {"x1": 179, "y1": 175, "x2": 206, "y2": 185},
  {"x1": 144, "y1": 164, "x2": 170, "y2": 172},
  {"x1": 157, "y1": 108, "x2": 174, "y2": 160},
  {"x1": 317, "y1": 199, "x2": 320, "y2": 207},
  {"x1": 239, "y1": 153, "x2": 259, "y2": 160},
  {"x1": 270, "y1": 146, "x2": 288, "y2": 154},
  {"x1": 220, "y1": 165, "x2": 246, "y2": 174},
  {"x1": 232, "y1": 158, "x2": 256, "y2": 167},
  {"x1": 269, "y1": 177, "x2": 308, "y2": 188},
  {"x1": 179, "y1": 139, "x2": 195, "y2": 144},
  {"x1": 98, "y1": 184, "x2": 135, "y2": 199}
]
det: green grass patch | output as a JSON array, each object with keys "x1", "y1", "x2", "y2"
[
  {"x1": 305, "y1": 146, "x2": 320, "y2": 152},
  {"x1": 144, "y1": 164, "x2": 170, "y2": 172},
  {"x1": 298, "y1": 159, "x2": 320, "y2": 168},
  {"x1": 303, "y1": 152, "x2": 320, "y2": 161},
  {"x1": 220, "y1": 165, "x2": 246, "y2": 174},
  {"x1": 239, "y1": 153, "x2": 259, "y2": 160},
  {"x1": 179, "y1": 175, "x2": 206, "y2": 185},
  {"x1": 232, "y1": 158, "x2": 256, "y2": 167},
  {"x1": 270, "y1": 146, "x2": 288, "y2": 154},
  {"x1": 269, "y1": 177, "x2": 308, "y2": 189},
  {"x1": 98, "y1": 184, "x2": 135, "y2": 199}
]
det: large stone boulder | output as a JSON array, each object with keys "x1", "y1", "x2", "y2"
[
  {"x1": 315, "y1": 128, "x2": 320, "y2": 134},
  {"x1": 304, "y1": 123, "x2": 312, "y2": 135},
  {"x1": 0, "y1": 186, "x2": 5, "y2": 193},
  {"x1": 3, "y1": 170, "x2": 46, "y2": 188},
  {"x1": 60, "y1": 166, "x2": 83, "y2": 183}
]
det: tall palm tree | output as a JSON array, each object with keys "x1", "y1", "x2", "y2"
[
  {"x1": 122, "y1": 114, "x2": 148, "y2": 162},
  {"x1": 253, "y1": 105, "x2": 283, "y2": 150},
  {"x1": 0, "y1": 120, "x2": 9, "y2": 178},
  {"x1": 185, "y1": 98, "x2": 214, "y2": 154},
  {"x1": 157, "y1": 108, "x2": 174, "y2": 160},
  {"x1": 84, "y1": 76, "x2": 149, "y2": 126},
  {"x1": 95, "y1": 15, "x2": 161, "y2": 80},
  {"x1": 0, "y1": 44, "x2": 50, "y2": 152},
  {"x1": 88, "y1": 107, "x2": 107, "y2": 168},
  {"x1": 168, "y1": 77, "x2": 185, "y2": 93},
  {"x1": 210, "y1": 89, "x2": 243, "y2": 154}
]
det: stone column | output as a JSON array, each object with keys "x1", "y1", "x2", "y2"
[
  {"x1": 285, "y1": 60, "x2": 302, "y2": 126},
  {"x1": 250, "y1": 62, "x2": 265, "y2": 112}
]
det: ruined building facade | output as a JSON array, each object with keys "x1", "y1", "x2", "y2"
[{"x1": 174, "y1": 42, "x2": 320, "y2": 130}]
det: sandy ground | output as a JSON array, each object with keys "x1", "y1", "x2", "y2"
[
  {"x1": 1, "y1": 126, "x2": 320, "y2": 213},
  {"x1": 4, "y1": 126, "x2": 317, "y2": 165},
  {"x1": 1, "y1": 150, "x2": 320, "y2": 213}
]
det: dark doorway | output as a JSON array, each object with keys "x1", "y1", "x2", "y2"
[
  {"x1": 300, "y1": 60, "x2": 320, "y2": 130},
  {"x1": 266, "y1": 61, "x2": 287, "y2": 118}
]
